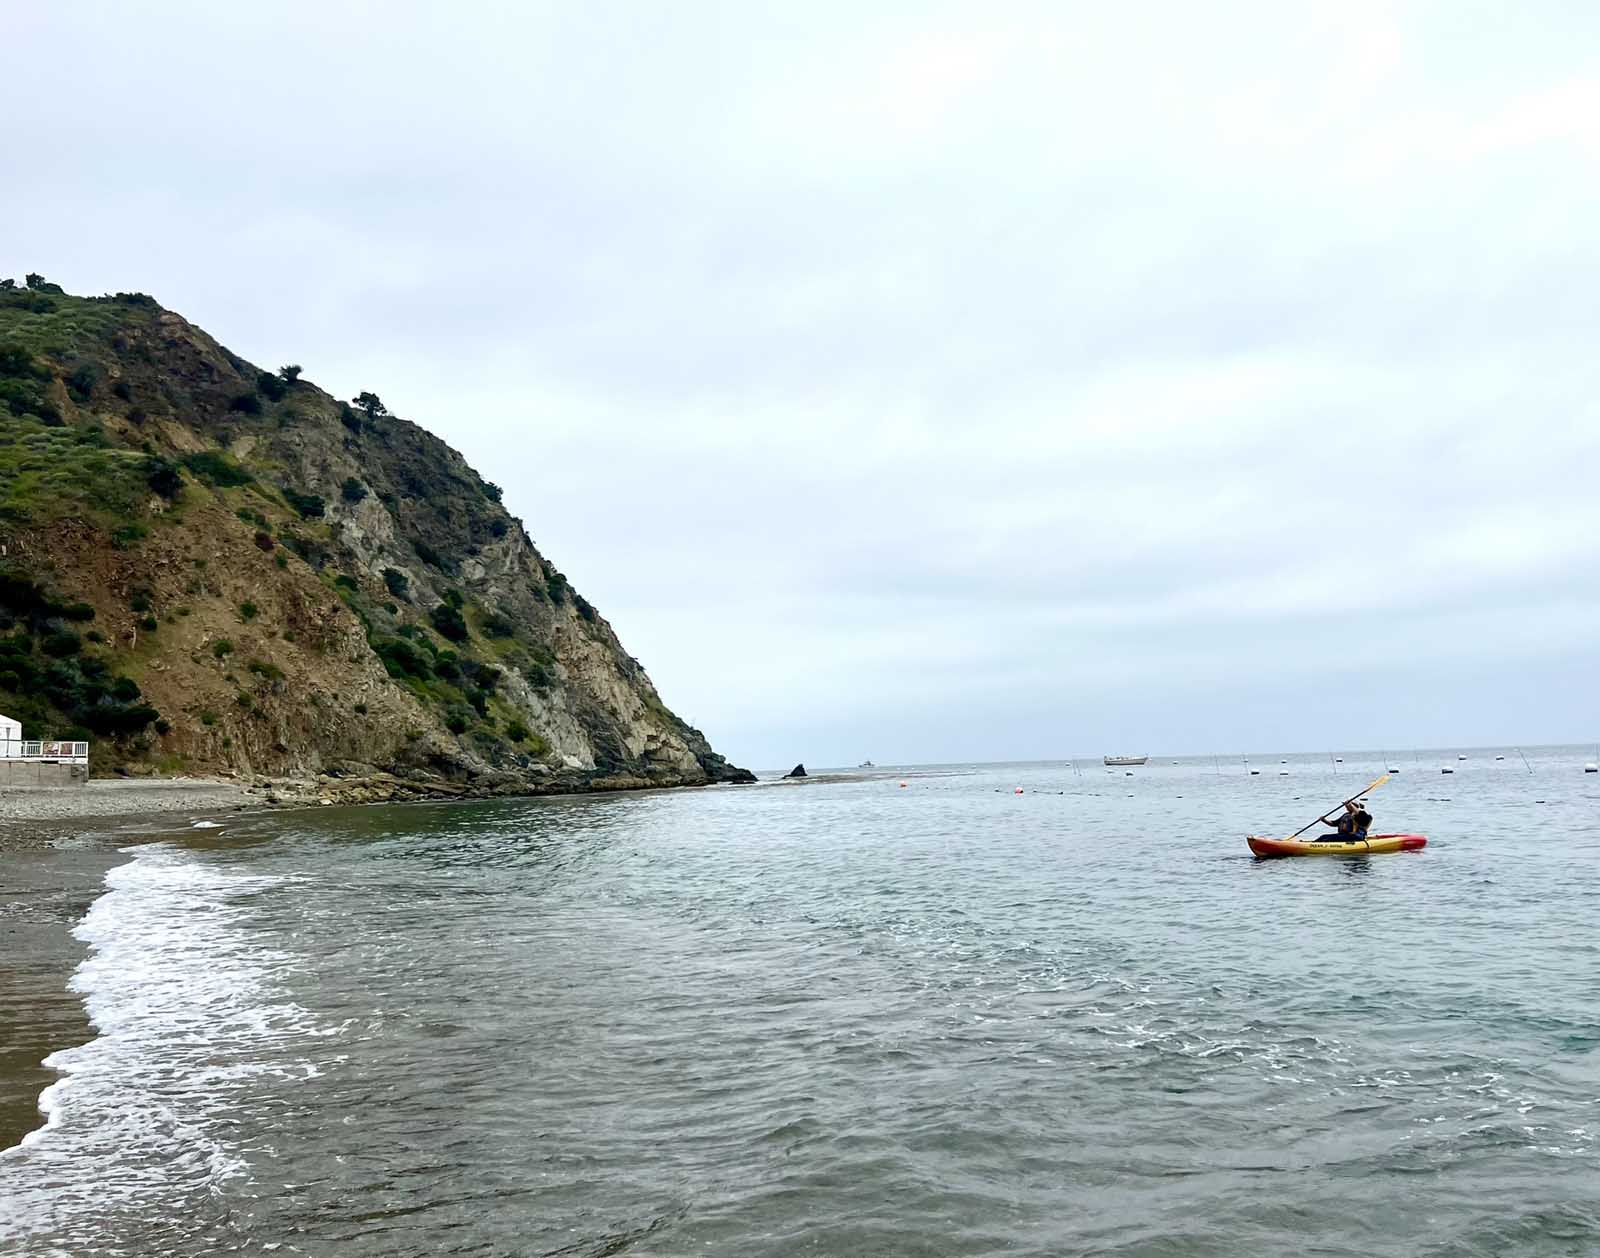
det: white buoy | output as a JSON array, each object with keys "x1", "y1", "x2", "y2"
[
  {"x1": 1387, "y1": 766, "x2": 1400, "y2": 773},
  {"x1": 1441, "y1": 766, "x2": 1454, "y2": 774},
  {"x1": 1585, "y1": 763, "x2": 1598, "y2": 774},
  {"x1": 1335, "y1": 757, "x2": 1343, "y2": 763},
  {"x1": 1495, "y1": 755, "x2": 1505, "y2": 761}
]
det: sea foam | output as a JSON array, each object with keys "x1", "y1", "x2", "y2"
[{"x1": 0, "y1": 843, "x2": 329, "y2": 1253}]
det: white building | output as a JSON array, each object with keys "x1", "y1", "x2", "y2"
[{"x1": 0, "y1": 712, "x2": 89, "y2": 764}]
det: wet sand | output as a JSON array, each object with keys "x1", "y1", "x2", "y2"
[{"x1": 0, "y1": 842, "x2": 123, "y2": 1150}]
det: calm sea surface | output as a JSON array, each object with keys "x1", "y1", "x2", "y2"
[{"x1": 2, "y1": 747, "x2": 1598, "y2": 1256}]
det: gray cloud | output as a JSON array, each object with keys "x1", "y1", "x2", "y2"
[{"x1": 6, "y1": 2, "x2": 1597, "y2": 766}]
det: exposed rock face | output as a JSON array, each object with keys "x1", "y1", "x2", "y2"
[
  {"x1": 0, "y1": 283, "x2": 754, "y2": 793},
  {"x1": 785, "y1": 763, "x2": 807, "y2": 778}
]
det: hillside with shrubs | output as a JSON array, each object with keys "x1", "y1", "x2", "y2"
[{"x1": 0, "y1": 276, "x2": 752, "y2": 796}]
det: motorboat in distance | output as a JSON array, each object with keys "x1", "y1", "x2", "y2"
[{"x1": 1103, "y1": 755, "x2": 1149, "y2": 767}]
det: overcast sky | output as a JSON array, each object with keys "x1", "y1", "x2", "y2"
[{"x1": 7, "y1": 2, "x2": 1597, "y2": 767}]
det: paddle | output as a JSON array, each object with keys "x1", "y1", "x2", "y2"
[{"x1": 1284, "y1": 773, "x2": 1390, "y2": 841}]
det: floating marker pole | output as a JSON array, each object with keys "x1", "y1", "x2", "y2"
[{"x1": 1517, "y1": 747, "x2": 1533, "y2": 775}]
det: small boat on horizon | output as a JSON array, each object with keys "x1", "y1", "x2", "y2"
[
  {"x1": 1103, "y1": 754, "x2": 1148, "y2": 767},
  {"x1": 857, "y1": 760, "x2": 875, "y2": 768}
]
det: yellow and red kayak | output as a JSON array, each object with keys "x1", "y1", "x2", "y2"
[{"x1": 1247, "y1": 833, "x2": 1427, "y2": 858}]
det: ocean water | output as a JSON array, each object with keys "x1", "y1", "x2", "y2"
[{"x1": 2, "y1": 746, "x2": 1598, "y2": 1256}]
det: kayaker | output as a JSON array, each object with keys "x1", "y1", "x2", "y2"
[{"x1": 1315, "y1": 801, "x2": 1371, "y2": 842}]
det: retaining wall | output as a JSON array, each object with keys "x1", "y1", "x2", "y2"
[{"x1": 0, "y1": 761, "x2": 88, "y2": 788}]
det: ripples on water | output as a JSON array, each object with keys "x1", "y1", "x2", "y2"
[{"x1": 2, "y1": 749, "x2": 1597, "y2": 1256}]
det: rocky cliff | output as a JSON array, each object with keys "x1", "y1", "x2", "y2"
[{"x1": 0, "y1": 276, "x2": 753, "y2": 796}]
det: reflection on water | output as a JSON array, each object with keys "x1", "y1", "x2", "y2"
[{"x1": 2, "y1": 746, "x2": 1598, "y2": 1256}]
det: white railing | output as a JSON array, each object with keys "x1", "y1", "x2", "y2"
[{"x1": 0, "y1": 740, "x2": 90, "y2": 764}]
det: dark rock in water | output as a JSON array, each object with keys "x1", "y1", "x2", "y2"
[{"x1": 785, "y1": 763, "x2": 807, "y2": 779}]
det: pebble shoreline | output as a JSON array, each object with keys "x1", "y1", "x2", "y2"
[{"x1": 0, "y1": 778, "x2": 272, "y2": 850}]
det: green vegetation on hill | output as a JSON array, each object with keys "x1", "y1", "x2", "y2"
[
  {"x1": 0, "y1": 275, "x2": 751, "y2": 787},
  {"x1": 0, "y1": 569, "x2": 161, "y2": 744},
  {"x1": 0, "y1": 418, "x2": 155, "y2": 526}
]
